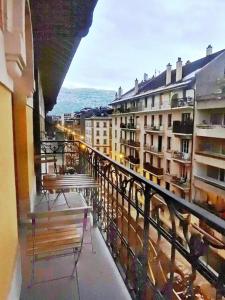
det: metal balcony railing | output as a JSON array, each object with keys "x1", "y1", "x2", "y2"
[
  {"x1": 171, "y1": 97, "x2": 194, "y2": 108},
  {"x1": 120, "y1": 139, "x2": 140, "y2": 147},
  {"x1": 120, "y1": 123, "x2": 140, "y2": 130},
  {"x1": 143, "y1": 162, "x2": 164, "y2": 175},
  {"x1": 39, "y1": 139, "x2": 225, "y2": 300},
  {"x1": 172, "y1": 120, "x2": 193, "y2": 134},
  {"x1": 124, "y1": 155, "x2": 140, "y2": 165}
]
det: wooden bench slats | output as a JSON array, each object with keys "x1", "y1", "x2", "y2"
[
  {"x1": 27, "y1": 228, "x2": 80, "y2": 242},
  {"x1": 27, "y1": 235, "x2": 81, "y2": 250},
  {"x1": 27, "y1": 240, "x2": 81, "y2": 256}
]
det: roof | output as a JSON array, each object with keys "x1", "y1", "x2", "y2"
[
  {"x1": 30, "y1": 0, "x2": 98, "y2": 112},
  {"x1": 112, "y1": 49, "x2": 225, "y2": 104}
]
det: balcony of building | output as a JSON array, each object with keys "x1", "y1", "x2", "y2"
[
  {"x1": 172, "y1": 120, "x2": 193, "y2": 137},
  {"x1": 195, "y1": 141, "x2": 225, "y2": 168},
  {"x1": 143, "y1": 162, "x2": 164, "y2": 177},
  {"x1": 144, "y1": 125, "x2": 164, "y2": 134},
  {"x1": 172, "y1": 151, "x2": 191, "y2": 164},
  {"x1": 23, "y1": 139, "x2": 225, "y2": 300},
  {"x1": 171, "y1": 97, "x2": 194, "y2": 109},
  {"x1": 170, "y1": 176, "x2": 191, "y2": 192},
  {"x1": 143, "y1": 144, "x2": 164, "y2": 157},
  {"x1": 113, "y1": 104, "x2": 142, "y2": 114},
  {"x1": 124, "y1": 155, "x2": 140, "y2": 165},
  {"x1": 120, "y1": 138, "x2": 141, "y2": 148},
  {"x1": 196, "y1": 123, "x2": 225, "y2": 139},
  {"x1": 120, "y1": 122, "x2": 140, "y2": 131}
]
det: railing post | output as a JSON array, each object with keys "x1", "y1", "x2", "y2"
[
  {"x1": 93, "y1": 152, "x2": 98, "y2": 226},
  {"x1": 136, "y1": 184, "x2": 151, "y2": 299}
]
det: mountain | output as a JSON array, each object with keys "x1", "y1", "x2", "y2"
[{"x1": 49, "y1": 87, "x2": 116, "y2": 115}]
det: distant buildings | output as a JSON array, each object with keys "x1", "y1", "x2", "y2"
[
  {"x1": 51, "y1": 107, "x2": 112, "y2": 156},
  {"x1": 110, "y1": 45, "x2": 225, "y2": 217}
]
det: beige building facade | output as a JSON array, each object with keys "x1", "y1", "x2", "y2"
[
  {"x1": 111, "y1": 46, "x2": 225, "y2": 206},
  {"x1": 85, "y1": 117, "x2": 112, "y2": 156}
]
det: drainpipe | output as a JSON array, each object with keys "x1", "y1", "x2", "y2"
[{"x1": 189, "y1": 87, "x2": 196, "y2": 202}]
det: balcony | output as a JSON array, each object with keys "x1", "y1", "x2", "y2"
[
  {"x1": 171, "y1": 97, "x2": 194, "y2": 109},
  {"x1": 124, "y1": 155, "x2": 140, "y2": 165},
  {"x1": 144, "y1": 125, "x2": 164, "y2": 134},
  {"x1": 32, "y1": 139, "x2": 225, "y2": 300},
  {"x1": 113, "y1": 105, "x2": 142, "y2": 114},
  {"x1": 144, "y1": 145, "x2": 164, "y2": 157},
  {"x1": 120, "y1": 123, "x2": 140, "y2": 130},
  {"x1": 120, "y1": 139, "x2": 140, "y2": 148},
  {"x1": 172, "y1": 120, "x2": 193, "y2": 136},
  {"x1": 170, "y1": 176, "x2": 191, "y2": 192},
  {"x1": 196, "y1": 123, "x2": 225, "y2": 139},
  {"x1": 143, "y1": 162, "x2": 164, "y2": 176},
  {"x1": 172, "y1": 151, "x2": 191, "y2": 164}
]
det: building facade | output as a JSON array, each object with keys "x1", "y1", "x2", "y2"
[
  {"x1": 85, "y1": 116, "x2": 112, "y2": 156},
  {"x1": 111, "y1": 46, "x2": 225, "y2": 204}
]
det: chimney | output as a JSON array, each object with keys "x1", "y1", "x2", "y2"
[
  {"x1": 118, "y1": 86, "x2": 122, "y2": 99},
  {"x1": 176, "y1": 57, "x2": 182, "y2": 82},
  {"x1": 206, "y1": 44, "x2": 212, "y2": 56},
  {"x1": 166, "y1": 63, "x2": 172, "y2": 85},
  {"x1": 144, "y1": 73, "x2": 148, "y2": 81},
  {"x1": 134, "y1": 78, "x2": 138, "y2": 94}
]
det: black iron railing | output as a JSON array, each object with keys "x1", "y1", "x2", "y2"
[
  {"x1": 172, "y1": 120, "x2": 193, "y2": 134},
  {"x1": 39, "y1": 140, "x2": 225, "y2": 299}
]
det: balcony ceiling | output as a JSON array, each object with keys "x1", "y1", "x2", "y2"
[{"x1": 30, "y1": 0, "x2": 98, "y2": 112}]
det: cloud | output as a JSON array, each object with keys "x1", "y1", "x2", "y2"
[{"x1": 63, "y1": 0, "x2": 225, "y2": 92}]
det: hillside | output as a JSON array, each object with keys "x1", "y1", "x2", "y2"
[{"x1": 49, "y1": 87, "x2": 116, "y2": 115}]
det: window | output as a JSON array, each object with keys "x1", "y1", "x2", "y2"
[
  {"x1": 103, "y1": 130, "x2": 107, "y2": 136},
  {"x1": 168, "y1": 114, "x2": 172, "y2": 127},
  {"x1": 96, "y1": 122, "x2": 100, "y2": 128},
  {"x1": 144, "y1": 115, "x2": 147, "y2": 126},
  {"x1": 159, "y1": 115, "x2": 162, "y2": 126},
  {"x1": 103, "y1": 122, "x2": 107, "y2": 127},
  {"x1": 207, "y1": 166, "x2": 225, "y2": 182},
  {"x1": 166, "y1": 160, "x2": 171, "y2": 174},
  {"x1": 144, "y1": 97, "x2": 148, "y2": 108},
  {"x1": 151, "y1": 115, "x2": 154, "y2": 127},
  {"x1": 143, "y1": 171, "x2": 146, "y2": 177},
  {"x1": 103, "y1": 139, "x2": 107, "y2": 144},
  {"x1": 115, "y1": 143, "x2": 117, "y2": 151},
  {"x1": 150, "y1": 155, "x2": 153, "y2": 165},
  {"x1": 167, "y1": 137, "x2": 171, "y2": 150},
  {"x1": 159, "y1": 93, "x2": 163, "y2": 107},
  {"x1": 181, "y1": 139, "x2": 189, "y2": 153},
  {"x1": 96, "y1": 130, "x2": 100, "y2": 136},
  {"x1": 157, "y1": 178, "x2": 161, "y2": 185},
  {"x1": 115, "y1": 130, "x2": 117, "y2": 138},
  {"x1": 96, "y1": 139, "x2": 100, "y2": 144},
  {"x1": 115, "y1": 117, "x2": 117, "y2": 126},
  {"x1": 157, "y1": 158, "x2": 161, "y2": 168},
  {"x1": 104, "y1": 147, "x2": 107, "y2": 153},
  {"x1": 210, "y1": 113, "x2": 223, "y2": 125},
  {"x1": 151, "y1": 135, "x2": 154, "y2": 146},
  {"x1": 96, "y1": 147, "x2": 100, "y2": 151},
  {"x1": 151, "y1": 96, "x2": 155, "y2": 107},
  {"x1": 182, "y1": 113, "x2": 191, "y2": 122},
  {"x1": 144, "y1": 134, "x2": 147, "y2": 145}
]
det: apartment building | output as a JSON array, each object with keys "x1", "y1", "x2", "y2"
[
  {"x1": 111, "y1": 46, "x2": 225, "y2": 202},
  {"x1": 193, "y1": 52, "x2": 225, "y2": 222},
  {"x1": 85, "y1": 114, "x2": 112, "y2": 156}
]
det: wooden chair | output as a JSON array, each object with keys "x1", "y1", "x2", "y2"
[{"x1": 26, "y1": 206, "x2": 92, "y2": 297}]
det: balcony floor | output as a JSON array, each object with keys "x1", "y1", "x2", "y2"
[{"x1": 19, "y1": 193, "x2": 131, "y2": 300}]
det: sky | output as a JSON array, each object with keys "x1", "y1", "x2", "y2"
[{"x1": 62, "y1": 0, "x2": 225, "y2": 93}]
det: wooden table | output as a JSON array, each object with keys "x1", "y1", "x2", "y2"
[{"x1": 42, "y1": 174, "x2": 98, "y2": 209}]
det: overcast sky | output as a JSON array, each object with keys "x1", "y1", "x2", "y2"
[{"x1": 62, "y1": 0, "x2": 225, "y2": 93}]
